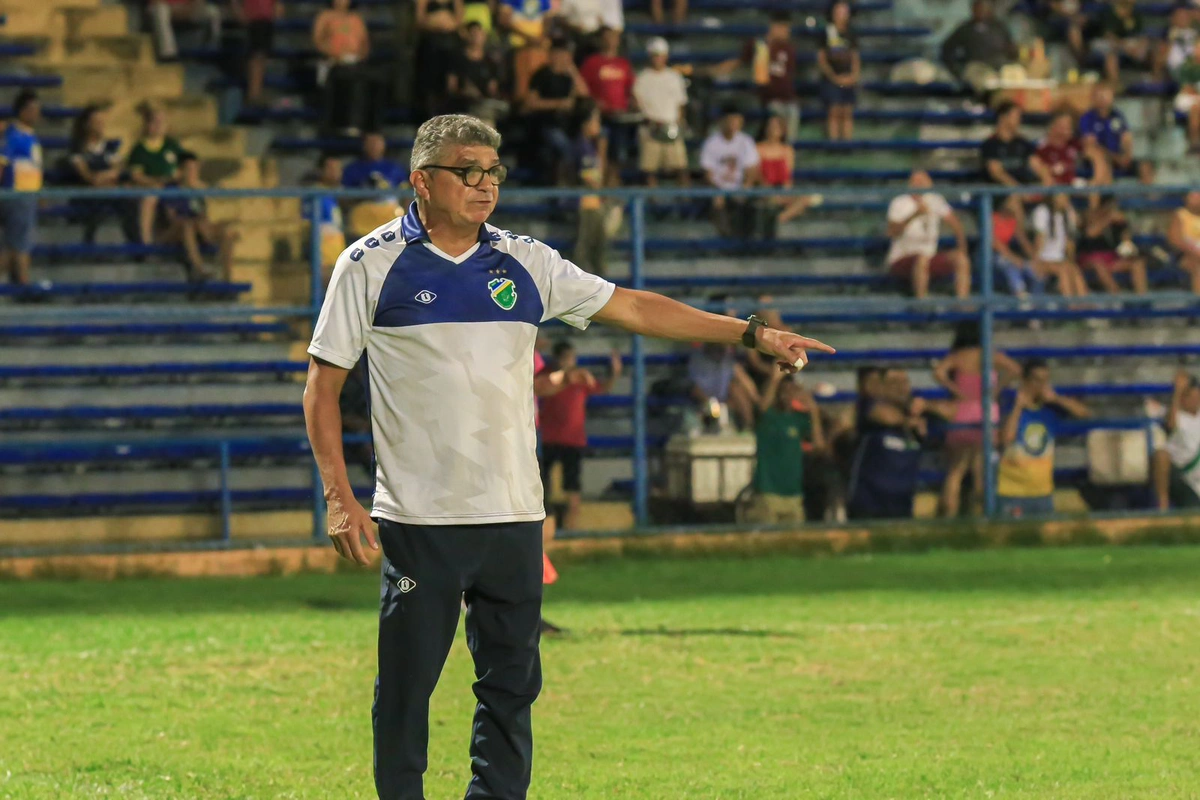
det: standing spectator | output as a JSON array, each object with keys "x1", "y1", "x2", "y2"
[
  {"x1": 523, "y1": 39, "x2": 589, "y2": 185},
  {"x1": 699, "y1": 105, "x2": 760, "y2": 239},
  {"x1": 885, "y1": 169, "x2": 972, "y2": 300},
  {"x1": 0, "y1": 90, "x2": 41, "y2": 289},
  {"x1": 560, "y1": 0, "x2": 624, "y2": 55},
  {"x1": 1077, "y1": 195, "x2": 1148, "y2": 294},
  {"x1": 1167, "y1": 190, "x2": 1200, "y2": 295},
  {"x1": 573, "y1": 104, "x2": 609, "y2": 276},
  {"x1": 580, "y1": 27, "x2": 636, "y2": 173},
  {"x1": 1088, "y1": 0, "x2": 1157, "y2": 85},
  {"x1": 537, "y1": 342, "x2": 621, "y2": 531},
  {"x1": 632, "y1": 37, "x2": 690, "y2": 190},
  {"x1": 447, "y1": 22, "x2": 507, "y2": 124},
  {"x1": 304, "y1": 153, "x2": 346, "y2": 273},
  {"x1": 992, "y1": 197, "x2": 1045, "y2": 297},
  {"x1": 981, "y1": 101, "x2": 1037, "y2": 188},
  {"x1": 231, "y1": 0, "x2": 281, "y2": 107},
  {"x1": 650, "y1": 0, "x2": 686, "y2": 25},
  {"x1": 941, "y1": 0, "x2": 1018, "y2": 98},
  {"x1": 750, "y1": 372, "x2": 826, "y2": 524},
  {"x1": 342, "y1": 131, "x2": 409, "y2": 238},
  {"x1": 64, "y1": 105, "x2": 138, "y2": 245},
  {"x1": 312, "y1": 0, "x2": 372, "y2": 136},
  {"x1": 1173, "y1": 40, "x2": 1200, "y2": 153},
  {"x1": 1032, "y1": 111, "x2": 1110, "y2": 187},
  {"x1": 1079, "y1": 83, "x2": 1154, "y2": 184},
  {"x1": 161, "y1": 151, "x2": 240, "y2": 281},
  {"x1": 818, "y1": 1, "x2": 860, "y2": 141},
  {"x1": 712, "y1": 13, "x2": 801, "y2": 141},
  {"x1": 997, "y1": 359, "x2": 1090, "y2": 519},
  {"x1": 688, "y1": 343, "x2": 759, "y2": 431},
  {"x1": 1163, "y1": 7, "x2": 1199, "y2": 80},
  {"x1": 1153, "y1": 370, "x2": 1200, "y2": 510},
  {"x1": 127, "y1": 103, "x2": 186, "y2": 246},
  {"x1": 1030, "y1": 194, "x2": 1090, "y2": 300},
  {"x1": 415, "y1": 0, "x2": 464, "y2": 117},
  {"x1": 756, "y1": 115, "x2": 811, "y2": 237},
  {"x1": 147, "y1": 0, "x2": 221, "y2": 61},
  {"x1": 497, "y1": 0, "x2": 557, "y2": 103}
]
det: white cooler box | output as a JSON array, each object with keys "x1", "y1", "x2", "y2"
[
  {"x1": 665, "y1": 433, "x2": 756, "y2": 504},
  {"x1": 1086, "y1": 427, "x2": 1153, "y2": 485}
]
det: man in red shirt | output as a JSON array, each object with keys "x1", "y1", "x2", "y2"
[
  {"x1": 580, "y1": 27, "x2": 636, "y2": 171},
  {"x1": 537, "y1": 341, "x2": 622, "y2": 530},
  {"x1": 713, "y1": 13, "x2": 799, "y2": 139},
  {"x1": 1032, "y1": 111, "x2": 1111, "y2": 187}
]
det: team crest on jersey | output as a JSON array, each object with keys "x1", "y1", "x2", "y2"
[{"x1": 488, "y1": 277, "x2": 517, "y2": 310}]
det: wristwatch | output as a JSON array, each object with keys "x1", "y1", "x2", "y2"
[{"x1": 741, "y1": 315, "x2": 768, "y2": 349}]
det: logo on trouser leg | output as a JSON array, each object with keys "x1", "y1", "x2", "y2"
[{"x1": 396, "y1": 576, "x2": 417, "y2": 593}]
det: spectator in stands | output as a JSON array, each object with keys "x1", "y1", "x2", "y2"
[
  {"x1": 1173, "y1": 40, "x2": 1200, "y2": 153},
  {"x1": 997, "y1": 358, "x2": 1090, "y2": 519},
  {"x1": 523, "y1": 39, "x2": 589, "y2": 185},
  {"x1": 580, "y1": 27, "x2": 636, "y2": 174},
  {"x1": 982, "y1": 101, "x2": 1037, "y2": 189},
  {"x1": 700, "y1": 105, "x2": 760, "y2": 239},
  {"x1": 1027, "y1": 0, "x2": 1087, "y2": 66},
  {"x1": 1153, "y1": 370, "x2": 1200, "y2": 510},
  {"x1": 231, "y1": 0, "x2": 281, "y2": 108},
  {"x1": 147, "y1": 0, "x2": 222, "y2": 61},
  {"x1": 65, "y1": 105, "x2": 138, "y2": 246},
  {"x1": 447, "y1": 22, "x2": 508, "y2": 125},
  {"x1": 341, "y1": 131, "x2": 408, "y2": 238},
  {"x1": 650, "y1": 0, "x2": 686, "y2": 26},
  {"x1": 933, "y1": 321, "x2": 1021, "y2": 518},
  {"x1": 305, "y1": 153, "x2": 346, "y2": 273},
  {"x1": 713, "y1": 13, "x2": 801, "y2": 142},
  {"x1": 1079, "y1": 83, "x2": 1154, "y2": 184},
  {"x1": 498, "y1": 0, "x2": 558, "y2": 103},
  {"x1": 1163, "y1": 7, "x2": 1198, "y2": 81},
  {"x1": 560, "y1": 0, "x2": 624, "y2": 59},
  {"x1": 688, "y1": 343, "x2": 758, "y2": 431},
  {"x1": 161, "y1": 151, "x2": 239, "y2": 281},
  {"x1": 941, "y1": 0, "x2": 1018, "y2": 98},
  {"x1": 1032, "y1": 111, "x2": 1111, "y2": 187},
  {"x1": 1031, "y1": 194, "x2": 1091, "y2": 300},
  {"x1": 1088, "y1": 0, "x2": 1158, "y2": 85},
  {"x1": 537, "y1": 342, "x2": 621, "y2": 530},
  {"x1": 749, "y1": 372, "x2": 825, "y2": 524},
  {"x1": 1077, "y1": 195, "x2": 1148, "y2": 294},
  {"x1": 818, "y1": 1, "x2": 860, "y2": 141},
  {"x1": 573, "y1": 103, "x2": 609, "y2": 276},
  {"x1": 312, "y1": 0, "x2": 372, "y2": 136},
  {"x1": 415, "y1": 0, "x2": 465, "y2": 117},
  {"x1": 127, "y1": 103, "x2": 186, "y2": 246},
  {"x1": 885, "y1": 169, "x2": 972, "y2": 300},
  {"x1": 633, "y1": 37, "x2": 690, "y2": 190},
  {"x1": 1167, "y1": 191, "x2": 1200, "y2": 294},
  {"x1": 992, "y1": 197, "x2": 1044, "y2": 297},
  {"x1": 855, "y1": 365, "x2": 884, "y2": 431},
  {"x1": 756, "y1": 115, "x2": 812, "y2": 238},
  {"x1": 0, "y1": 90, "x2": 42, "y2": 290}
]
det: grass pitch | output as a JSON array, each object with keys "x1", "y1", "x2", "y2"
[{"x1": 2, "y1": 546, "x2": 1200, "y2": 799}]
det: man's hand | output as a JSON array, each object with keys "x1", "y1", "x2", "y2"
[
  {"x1": 326, "y1": 492, "x2": 379, "y2": 565},
  {"x1": 757, "y1": 328, "x2": 836, "y2": 374},
  {"x1": 609, "y1": 350, "x2": 624, "y2": 377}
]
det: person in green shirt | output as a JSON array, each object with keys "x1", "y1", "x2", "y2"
[
  {"x1": 1175, "y1": 41, "x2": 1200, "y2": 151},
  {"x1": 127, "y1": 104, "x2": 187, "y2": 245},
  {"x1": 750, "y1": 370, "x2": 826, "y2": 524}
]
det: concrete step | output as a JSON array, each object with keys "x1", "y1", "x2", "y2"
[
  {"x1": 55, "y1": 64, "x2": 184, "y2": 106},
  {"x1": 0, "y1": 382, "x2": 302, "y2": 410},
  {"x1": 208, "y1": 197, "x2": 302, "y2": 225},
  {"x1": 1, "y1": 464, "x2": 318, "y2": 497},
  {"x1": 62, "y1": 5, "x2": 130, "y2": 40},
  {"x1": 0, "y1": 8, "x2": 68, "y2": 39},
  {"x1": 0, "y1": 509, "x2": 311, "y2": 547},
  {"x1": 0, "y1": 342, "x2": 295, "y2": 367},
  {"x1": 182, "y1": 127, "x2": 247, "y2": 161}
]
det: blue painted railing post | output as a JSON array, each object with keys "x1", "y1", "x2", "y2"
[
  {"x1": 630, "y1": 196, "x2": 649, "y2": 527},
  {"x1": 979, "y1": 193, "x2": 998, "y2": 519},
  {"x1": 218, "y1": 441, "x2": 232, "y2": 542}
]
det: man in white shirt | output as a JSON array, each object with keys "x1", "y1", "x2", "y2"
[
  {"x1": 699, "y1": 105, "x2": 760, "y2": 238},
  {"x1": 304, "y1": 114, "x2": 834, "y2": 800},
  {"x1": 560, "y1": 0, "x2": 623, "y2": 36},
  {"x1": 631, "y1": 37, "x2": 690, "y2": 188},
  {"x1": 884, "y1": 169, "x2": 971, "y2": 299},
  {"x1": 1154, "y1": 370, "x2": 1200, "y2": 509}
]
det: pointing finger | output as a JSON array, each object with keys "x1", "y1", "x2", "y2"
[{"x1": 796, "y1": 336, "x2": 836, "y2": 355}]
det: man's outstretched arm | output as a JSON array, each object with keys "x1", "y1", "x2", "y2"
[{"x1": 590, "y1": 288, "x2": 835, "y2": 372}]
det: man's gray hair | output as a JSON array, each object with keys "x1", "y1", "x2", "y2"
[{"x1": 409, "y1": 115, "x2": 502, "y2": 174}]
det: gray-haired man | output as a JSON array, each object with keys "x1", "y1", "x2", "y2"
[{"x1": 303, "y1": 114, "x2": 834, "y2": 799}]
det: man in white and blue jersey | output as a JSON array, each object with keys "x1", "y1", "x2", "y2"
[{"x1": 303, "y1": 114, "x2": 834, "y2": 800}]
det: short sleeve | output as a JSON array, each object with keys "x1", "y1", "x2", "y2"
[
  {"x1": 522, "y1": 239, "x2": 615, "y2": 329},
  {"x1": 1031, "y1": 205, "x2": 1050, "y2": 233},
  {"x1": 930, "y1": 194, "x2": 952, "y2": 218},
  {"x1": 741, "y1": 135, "x2": 761, "y2": 167},
  {"x1": 672, "y1": 72, "x2": 688, "y2": 105},
  {"x1": 308, "y1": 248, "x2": 373, "y2": 369},
  {"x1": 699, "y1": 136, "x2": 720, "y2": 173},
  {"x1": 886, "y1": 196, "x2": 912, "y2": 223}
]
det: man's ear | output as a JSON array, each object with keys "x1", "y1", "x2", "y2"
[{"x1": 411, "y1": 170, "x2": 429, "y2": 201}]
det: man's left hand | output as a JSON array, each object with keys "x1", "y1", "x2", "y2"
[{"x1": 757, "y1": 328, "x2": 836, "y2": 374}]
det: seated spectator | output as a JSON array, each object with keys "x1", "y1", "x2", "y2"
[
  {"x1": 231, "y1": 0, "x2": 280, "y2": 107},
  {"x1": 64, "y1": 104, "x2": 138, "y2": 245},
  {"x1": 699, "y1": 106, "x2": 760, "y2": 239},
  {"x1": 997, "y1": 358, "x2": 1090, "y2": 519},
  {"x1": 523, "y1": 39, "x2": 589, "y2": 185},
  {"x1": 127, "y1": 103, "x2": 186, "y2": 245},
  {"x1": 756, "y1": 115, "x2": 812, "y2": 237},
  {"x1": 1086, "y1": 0, "x2": 1158, "y2": 85},
  {"x1": 1077, "y1": 195, "x2": 1148, "y2": 294},
  {"x1": 312, "y1": 0, "x2": 373, "y2": 136},
  {"x1": 885, "y1": 169, "x2": 972, "y2": 300},
  {"x1": 304, "y1": 153, "x2": 346, "y2": 273},
  {"x1": 992, "y1": 197, "x2": 1044, "y2": 297},
  {"x1": 941, "y1": 0, "x2": 1018, "y2": 98},
  {"x1": 560, "y1": 0, "x2": 623, "y2": 58},
  {"x1": 688, "y1": 343, "x2": 759, "y2": 431},
  {"x1": 1032, "y1": 111, "x2": 1110, "y2": 187},
  {"x1": 749, "y1": 372, "x2": 826, "y2": 525},
  {"x1": 573, "y1": 104, "x2": 609, "y2": 276},
  {"x1": 982, "y1": 101, "x2": 1037, "y2": 189},
  {"x1": 447, "y1": 22, "x2": 508, "y2": 125},
  {"x1": 160, "y1": 151, "x2": 239, "y2": 282},
  {"x1": 147, "y1": 0, "x2": 221, "y2": 61},
  {"x1": 712, "y1": 13, "x2": 801, "y2": 141},
  {"x1": 1153, "y1": 370, "x2": 1200, "y2": 510},
  {"x1": 0, "y1": 90, "x2": 42, "y2": 289},
  {"x1": 415, "y1": 0, "x2": 464, "y2": 117},
  {"x1": 580, "y1": 27, "x2": 636, "y2": 173},
  {"x1": 1026, "y1": 0, "x2": 1088, "y2": 66},
  {"x1": 1173, "y1": 40, "x2": 1200, "y2": 153},
  {"x1": 632, "y1": 38, "x2": 690, "y2": 190},
  {"x1": 1166, "y1": 190, "x2": 1200, "y2": 295},
  {"x1": 650, "y1": 0, "x2": 686, "y2": 25},
  {"x1": 537, "y1": 342, "x2": 621, "y2": 530},
  {"x1": 1030, "y1": 194, "x2": 1090, "y2": 299},
  {"x1": 1079, "y1": 83, "x2": 1154, "y2": 184},
  {"x1": 1163, "y1": 7, "x2": 1199, "y2": 80},
  {"x1": 497, "y1": 0, "x2": 557, "y2": 103},
  {"x1": 341, "y1": 131, "x2": 408, "y2": 238},
  {"x1": 818, "y1": 1, "x2": 860, "y2": 141}
]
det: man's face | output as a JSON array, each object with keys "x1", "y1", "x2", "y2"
[
  {"x1": 721, "y1": 113, "x2": 743, "y2": 137},
  {"x1": 180, "y1": 159, "x2": 200, "y2": 185},
  {"x1": 19, "y1": 100, "x2": 41, "y2": 127},
  {"x1": 466, "y1": 24, "x2": 486, "y2": 47},
  {"x1": 1048, "y1": 114, "x2": 1072, "y2": 143},
  {"x1": 146, "y1": 111, "x2": 166, "y2": 138},
  {"x1": 860, "y1": 370, "x2": 883, "y2": 399},
  {"x1": 416, "y1": 144, "x2": 500, "y2": 227},
  {"x1": 909, "y1": 170, "x2": 933, "y2": 190},
  {"x1": 601, "y1": 27, "x2": 621, "y2": 53},
  {"x1": 767, "y1": 20, "x2": 790, "y2": 41},
  {"x1": 1000, "y1": 107, "x2": 1021, "y2": 133},
  {"x1": 363, "y1": 133, "x2": 386, "y2": 161},
  {"x1": 650, "y1": 52, "x2": 668, "y2": 69},
  {"x1": 778, "y1": 378, "x2": 801, "y2": 407},
  {"x1": 973, "y1": 0, "x2": 992, "y2": 21},
  {"x1": 320, "y1": 157, "x2": 343, "y2": 185},
  {"x1": 557, "y1": 348, "x2": 577, "y2": 370},
  {"x1": 1093, "y1": 86, "x2": 1114, "y2": 113},
  {"x1": 1024, "y1": 367, "x2": 1051, "y2": 400},
  {"x1": 883, "y1": 370, "x2": 911, "y2": 405},
  {"x1": 1186, "y1": 191, "x2": 1200, "y2": 214},
  {"x1": 1182, "y1": 385, "x2": 1200, "y2": 414}
]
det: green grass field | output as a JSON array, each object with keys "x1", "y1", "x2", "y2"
[{"x1": 3, "y1": 546, "x2": 1200, "y2": 799}]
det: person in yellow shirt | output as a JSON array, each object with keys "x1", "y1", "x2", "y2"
[
  {"x1": 1167, "y1": 190, "x2": 1200, "y2": 295},
  {"x1": 0, "y1": 90, "x2": 43, "y2": 289}
]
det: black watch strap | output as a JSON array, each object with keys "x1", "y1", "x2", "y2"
[{"x1": 742, "y1": 315, "x2": 767, "y2": 349}]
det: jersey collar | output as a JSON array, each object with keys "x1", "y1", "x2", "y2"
[{"x1": 400, "y1": 201, "x2": 493, "y2": 246}]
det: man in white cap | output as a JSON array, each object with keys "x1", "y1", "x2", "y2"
[{"x1": 632, "y1": 36, "x2": 691, "y2": 189}]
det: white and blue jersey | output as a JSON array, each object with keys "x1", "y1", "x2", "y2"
[{"x1": 308, "y1": 202, "x2": 615, "y2": 525}]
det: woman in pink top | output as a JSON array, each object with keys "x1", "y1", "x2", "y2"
[
  {"x1": 312, "y1": 0, "x2": 372, "y2": 134},
  {"x1": 934, "y1": 321, "x2": 1021, "y2": 517}
]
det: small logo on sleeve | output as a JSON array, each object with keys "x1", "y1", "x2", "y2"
[
  {"x1": 415, "y1": 290, "x2": 436, "y2": 305},
  {"x1": 487, "y1": 277, "x2": 517, "y2": 311}
]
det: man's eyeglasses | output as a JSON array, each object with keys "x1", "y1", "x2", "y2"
[{"x1": 419, "y1": 164, "x2": 508, "y2": 187}]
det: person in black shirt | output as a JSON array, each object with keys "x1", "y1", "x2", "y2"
[
  {"x1": 981, "y1": 101, "x2": 1037, "y2": 188},
  {"x1": 941, "y1": 0, "x2": 1018, "y2": 97},
  {"x1": 64, "y1": 104, "x2": 139, "y2": 244},
  {"x1": 521, "y1": 39, "x2": 588, "y2": 184},
  {"x1": 447, "y1": 21, "x2": 507, "y2": 123},
  {"x1": 1077, "y1": 195, "x2": 1148, "y2": 294}
]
